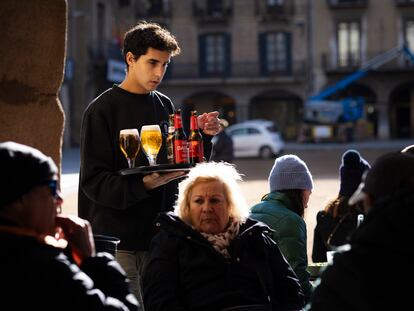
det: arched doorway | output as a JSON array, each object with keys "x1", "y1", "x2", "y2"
[
  {"x1": 250, "y1": 90, "x2": 302, "y2": 140},
  {"x1": 389, "y1": 82, "x2": 414, "y2": 138},
  {"x1": 182, "y1": 91, "x2": 236, "y2": 131}
]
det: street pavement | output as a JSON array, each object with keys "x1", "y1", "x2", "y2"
[{"x1": 61, "y1": 139, "x2": 413, "y2": 262}]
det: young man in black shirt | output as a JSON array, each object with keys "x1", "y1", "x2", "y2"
[{"x1": 78, "y1": 21, "x2": 220, "y2": 307}]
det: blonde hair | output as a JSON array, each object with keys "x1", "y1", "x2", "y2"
[{"x1": 174, "y1": 162, "x2": 250, "y2": 225}]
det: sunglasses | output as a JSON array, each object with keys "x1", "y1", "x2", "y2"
[{"x1": 45, "y1": 180, "x2": 59, "y2": 199}]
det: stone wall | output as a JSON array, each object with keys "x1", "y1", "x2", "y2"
[{"x1": 0, "y1": 0, "x2": 67, "y2": 175}]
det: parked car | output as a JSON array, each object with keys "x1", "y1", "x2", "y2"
[{"x1": 226, "y1": 120, "x2": 285, "y2": 159}]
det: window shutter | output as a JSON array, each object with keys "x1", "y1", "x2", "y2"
[
  {"x1": 285, "y1": 32, "x2": 292, "y2": 75},
  {"x1": 198, "y1": 34, "x2": 207, "y2": 77},
  {"x1": 259, "y1": 32, "x2": 268, "y2": 76},
  {"x1": 225, "y1": 33, "x2": 231, "y2": 77}
]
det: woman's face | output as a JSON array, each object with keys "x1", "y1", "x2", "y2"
[{"x1": 188, "y1": 180, "x2": 229, "y2": 234}]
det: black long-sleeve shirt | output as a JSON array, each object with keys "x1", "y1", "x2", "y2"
[{"x1": 78, "y1": 85, "x2": 212, "y2": 250}]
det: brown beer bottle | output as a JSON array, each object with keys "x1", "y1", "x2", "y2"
[
  {"x1": 166, "y1": 114, "x2": 175, "y2": 164},
  {"x1": 173, "y1": 109, "x2": 189, "y2": 164},
  {"x1": 188, "y1": 110, "x2": 204, "y2": 163}
]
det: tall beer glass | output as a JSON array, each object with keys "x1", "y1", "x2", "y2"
[
  {"x1": 119, "y1": 128, "x2": 140, "y2": 168},
  {"x1": 141, "y1": 125, "x2": 162, "y2": 166}
]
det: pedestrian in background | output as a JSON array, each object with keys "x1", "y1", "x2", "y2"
[
  {"x1": 309, "y1": 152, "x2": 414, "y2": 311},
  {"x1": 0, "y1": 141, "x2": 139, "y2": 311},
  {"x1": 312, "y1": 149, "x2": 370, "y2": 263},
  {"x1": 78, "y1": 21, "x2": 220, "y2": 306},
  {"x1": 211, "y1": 118, "x2": 234, "y2": 163},
  {"x1": 250, "y1": 154, "x2": 314, "y2": 302}
]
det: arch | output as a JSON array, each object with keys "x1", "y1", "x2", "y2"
[
  {"x1": 389, "y1": 81, "x2": 414, "y2": 138},
  {"x1": 250, "y1": 89, "x2": 303, "y2": 140},
  {"x1": 182, "y1": 90, "x2": 236, "y2": 127}
]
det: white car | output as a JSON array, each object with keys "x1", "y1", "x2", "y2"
[{"x1": 226, "y1": 120, "x2": 285, "y2": 159}]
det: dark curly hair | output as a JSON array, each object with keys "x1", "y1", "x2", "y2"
[{"x1": 122, "y1": 21, "x2": 181, "y2": 70}]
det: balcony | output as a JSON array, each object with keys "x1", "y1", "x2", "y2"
[
  {"x1": 395, "y1": 0, "x2": 414, "y2": 7},
  {"x1": 327, "y1": 0, "x2": 368, "y2": 9},
  {"x1": 192, "y1": 0, "x2": 233, "y2": 24},
  {"x1": 255, "y1": 0, "x2": 295, "y2": 22},
  {"x1": 321, "y1": 51, "x2": 414, "y2": 72},
  {"x1": 135, "y1": 0, "x2": 172, "y2": 20},
  {"x1": 166, "y1": 61, "x2": 306, "y2": 81}
]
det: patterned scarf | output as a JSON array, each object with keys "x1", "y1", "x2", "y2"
[{"x1": 200, "y1": 219, "x2": 240, "y2": 259}]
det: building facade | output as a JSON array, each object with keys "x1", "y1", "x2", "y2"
[{"x1": 64, "y1": 0, "x2": 414, "y2": 146}]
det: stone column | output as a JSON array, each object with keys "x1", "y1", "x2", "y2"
[{"x1": 0, "y1": 0, "x2": 67, "y2": 177}]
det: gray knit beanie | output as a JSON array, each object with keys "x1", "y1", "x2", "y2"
[{"x1": 268, "y1": 154, "x2": 313, "y2": 192}]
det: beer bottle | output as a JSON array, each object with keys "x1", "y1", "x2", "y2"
[
  {"x1": 188, "y1": 110, "x2": 204, "y2": 163},
  {"x1": 173, "y1": 109, "x2": 189, "y2": 164},
  {"x1": 166, "y1": 114, "x2": 175, "y2": 164}
]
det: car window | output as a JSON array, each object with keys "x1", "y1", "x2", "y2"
[
  {"x1": 247, "y1": 128, "x2": 261, "y2": 134},
  {"x1": 229, "y1": 128, "x2": 248, "y2": 136},
  {"x1": 266, "y1": 124, "x2": 279, "y2": 132}
]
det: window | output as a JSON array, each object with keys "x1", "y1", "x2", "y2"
[
  {"x1": 337, "y1": 21, "x2": 361, "y2": 67},
  {"x1": 199, "y1": 33, "x2": 231, "y2": 77},
  {"x1": 259, "y1": 32, "x2": 292, "y2": 75},
  {"x1": 405, "y1": 20, "x2": 414, "y2": 51}
]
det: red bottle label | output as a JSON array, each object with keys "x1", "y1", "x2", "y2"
[{"x1": 174, "y1": 140, "x2": 189, "y2": 164}]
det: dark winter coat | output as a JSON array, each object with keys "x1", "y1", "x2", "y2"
[
  {"x1": 143, "y1": 212, "x2": 305, "y2": 311},
  {"x1": 0, "y1": 227, "x2": 139, "y2": 310},
  {"x1": 312, "y1": 210, "x2": 361, "y2": 263},
  {"x1": 308, "y1": 192, "x2": 414, "y2": 311},
  {"x1": 78, "y1": 86, "x2": 212, "y2": 251},
  {"x1": 211, "y1": 130, "x2": 234, "y2": 163},
  {"x1": 250, "y1": 192, "x2": 313, "y2": 301}
]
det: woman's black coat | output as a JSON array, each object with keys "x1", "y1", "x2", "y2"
[{"x1": 143, "y1": 212, "x2": 304, "y2": 311}]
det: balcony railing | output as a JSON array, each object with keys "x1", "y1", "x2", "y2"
[
  {"x1": 192, "y1": 0, "x2": 233, "y2": 24},
  {"x1": 327, "y1": 0, "x2": 368, "y2": 9},
  {"x1": 321, "y1": 51, "x2": 414, "y2": 71},
  {"x1": 255, "y1": 0, "x2": 295, "y2": 22},
  {"x1": 166, "y1": 61, "x2": 306, "y2": 80},
  {"x1": 135, "y1": 0, "x2": 172, "y2": 19},
  {"x1": 395, "y1": 0, "x2": 414, "y2": 7}
]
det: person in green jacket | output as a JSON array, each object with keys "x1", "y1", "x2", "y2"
[{"x1": 250, "y1": 154, "x2": 314, "y2": 302}]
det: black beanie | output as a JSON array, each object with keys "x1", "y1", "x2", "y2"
[
  {"x1": 0, "y1": 141, "x2": 57, "y2": 208},
  {"x1": 339, "y1": 149, "x2": 370, "y2": 197}
]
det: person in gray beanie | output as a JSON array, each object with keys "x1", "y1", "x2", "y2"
[
  {"x1": 250, "y1": 154, "x2": 314, "y2": 302},
  {"x1": 0, "y1": 141, "x2": 140, "y2": 311},
  {"x1": 312, "y1": 149, "x2": 370, "y2": 263}
]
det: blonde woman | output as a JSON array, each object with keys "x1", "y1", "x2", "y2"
[{"x1": 143, "y1": 162, "x2": 304, "y2": 311}]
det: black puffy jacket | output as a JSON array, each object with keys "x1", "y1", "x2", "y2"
[{"x1": 143, "y1": 212, "x2": 304, "y2": 311}]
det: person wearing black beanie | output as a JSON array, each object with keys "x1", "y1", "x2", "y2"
[{"x1": 312, "y1": 149, "x2": 370, "y2": 263}]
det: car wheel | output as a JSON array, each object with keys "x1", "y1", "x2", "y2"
[{"x1": 259, "y1": 146, "x2": 273, "y2": 159}]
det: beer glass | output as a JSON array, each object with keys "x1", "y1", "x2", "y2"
[
  {"x1": 119, "y1": 128, "x2": 140, "y2": 168},
  {"x1": 141, "y1": 125, "x2": 162, "y2": 166}
]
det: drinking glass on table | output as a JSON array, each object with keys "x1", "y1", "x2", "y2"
[
  {"x1": 119, "y1": 128, "x2": 140, "y2": 168},
  {"x1": 141, "y1": 124, "x2": 162, "y2": 166}
]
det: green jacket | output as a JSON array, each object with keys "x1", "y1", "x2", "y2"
[{"x1": 250, "y1": 191, "x2": 313, "y2": 301}]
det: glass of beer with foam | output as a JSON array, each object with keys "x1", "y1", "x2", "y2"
[
  {"x1": 119, "y1": 128, "x2": 140, "y2": 168},
  {"x1": 141, "y1": 125, "x2": 162, "y2": 166}
]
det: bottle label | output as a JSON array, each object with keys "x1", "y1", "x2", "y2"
[{"x1": 174, "y1": 140, "x2": 189, "y2": 164}]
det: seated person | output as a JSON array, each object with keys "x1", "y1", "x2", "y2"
[
  {"x1": 0, "y1": 141, "x2": 140, "y2": 311},
  {"x1": 143, "y1": 162, "x2": 304, "y2": 311},
  {"x1": 312, "y1": 149, "x2": 370, "y2": 263},
  {"x1": 308, "y1": 152, "x2": 414, "y2": 310}
]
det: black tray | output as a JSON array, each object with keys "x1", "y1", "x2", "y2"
[{"x1": 118, "y1": 163, "x2": 195, "y2": 175}]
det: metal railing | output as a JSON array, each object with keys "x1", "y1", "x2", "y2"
[
  {"x1": 327, "y1": 0, "x2": 368, "y2": 9},
  {"x1": 168, "y1": 60, "x2": 306, "y2": 79}
]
